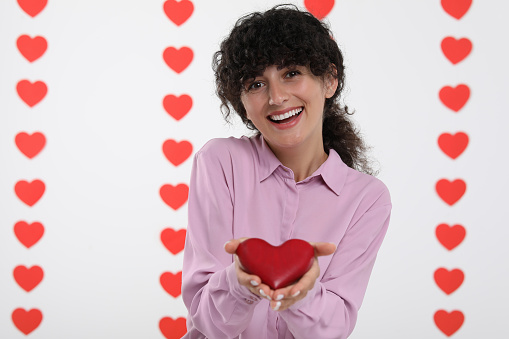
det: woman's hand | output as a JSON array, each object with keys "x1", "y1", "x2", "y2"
[
  {"x1": 224, "y1": 238, "x2": 274, "y2": 301},
  {"x1": 224, "y1": 240, "x2": 336, "y2": 310}
]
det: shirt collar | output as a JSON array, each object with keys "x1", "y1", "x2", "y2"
[{"x1": 254, "y1": 135, "x2": 348, "y2": 196}]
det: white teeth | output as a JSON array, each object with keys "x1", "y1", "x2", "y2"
[{"x1": 269, "y1": 108, "x2": 303, "y2": 121}]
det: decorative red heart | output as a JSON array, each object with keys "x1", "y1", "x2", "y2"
[
  {"x1": 163, "y1": 47, "x2": 193, "y2": 73},
  {"x1": 15, "y1": 179, "x2": 45, "y2": 207},
  {"x1": 14, "y1": 221, "x2": 45, "y2": 248},
  {"x1": 17, "y1": 0, "x2": 47, "y2": 17},
  {"x1": 16, "y1": 80, "x2": 48, "y2": 107},
  {"x1": 439, "y1": 84, "x2": 470, "y2": 112},
  {"x1": 434, "y1": 310, "x2": 464, "y2": 336},
  {"x1": 12, "y1": 308, "x2": 43, "y2": 335},
  {"x1": 304, "y1": 0, "x2": 335, "y2": 20},
  {"x1": 434, "y1": 268, "x2": 464, "y2": 295},
  {"x1": 441, "y1": 37, "x2": 472, "y2": 64},
  {"x1": 438, "y1": 132, "x2": 468, "y2": 159},
  {"x1": 441, "y1": 0, "x2": 472, "y2": 20},
  {"x1": 159, "y1": 317, "x2": 187, "y2": 339},
  {"x1": 17, "y1": 35, "x2": 47, "y2": 62},
  {"x1": 15, "y1": 132, "x2": 46, "y2": 159},
  {"x1": 13, "y1": 265, "x2": 44, "y2": 292},
  {"x1": 436, "y1": 223, "x2": 466, "y2": 250},
  {"x1": 160, "y1": 271, "x2": 182, "y2": 298},
  {"x1": 161, "y1": 228, "x2": 186, "y2": 255},
  {"x1": 160, "y1": 184, "x2": 189, "y2": 210},
  {"x1": 236, "y1": 238, "x2": 314, "y2": 290},
  {"x1": 163, "y1": 139, "x2": 193, "y2": 166},
  {"x1": 164, "y1": 0, "x2": 194, "y2": 26},
  {"x1": 435, "y1": 179, "x2": 466, "y2": 206},
  {"x1": 163, "y1": 94, "x2": 192, "y2": 120}
]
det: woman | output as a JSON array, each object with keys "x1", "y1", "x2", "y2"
[{"x1": 182, "y1": 5, "x2": 391, "y2": 338}]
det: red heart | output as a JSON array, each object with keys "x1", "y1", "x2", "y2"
[
  {"x1": 434, "y1": 310, "x2": 464, "y2": 336},
  {"x1": 441, "y1": 37, "x2": 472, "y2": 64},
  {"x1": 17, "y1": 35, "x2": 47, "y2": 62},
  {"x1": 160, "y1": 184, "x2": 189, "y2": 210},
  {"x1": 14, "y1": 221, "x2": 45, "y2": 248},
  {"x1": 163, "y1": 139, "x2": 193, "y2": 166},
  {"x1": 16, "y1": 80, "x2": 48, "y2": 107},
  {"x1": 161, "y1": 228, "x2": 186, "y2": 255},
  {"x1": 159, "y1": 317, "x2": 186, "y2": 339},
  {"x1": 304, "y1": 0, "x2": 335, "y2": 20},
  {"x1": 236, "y1": 238, "x2": 314, "y2": 290},
  {"x1": 15, "y1": 179, "x2": 45, "y2": 206},
  {"x1": 434, "y1": 268, "x2": 464, "y2": 295},
  {"x1": 438, "y1": 132, "x2": 468, "y2": 159},
  {"x1": 17, "y1": 0, "x2": 47, "y2": 17},
  {"x1": 13, "y1": 265, "x2": 44, "y2": 292},
  {"x1": 15, "y1": 131, "x2": 46, "y2": 159},
  {"x1": 163, "y1": 94, "x2": 192, "y2": 121},
  {"x1": 435, "y1": 179, "x2": 466, "y2": 206},
  {"x1": 436, "y1": 223, "x2": 466, "y2": 250},
  {"x1": 441, "y1": 0, "x2": 472, "y2": 20},
  {"x1": 160, "y1": 271, "x2": 182, "y2": 298},
  {"x1": 163, "y1": 0, "x2": 194, "y2": 26},
  {"x1": 12, "y1": 308, "x2": 43, "y2": 335},
  {"x1": 439, "y1": 84, "x2": 470, "y2": 112},
  {"x1": 163, "y1": 47, "x2": 193, "y2": 73}
]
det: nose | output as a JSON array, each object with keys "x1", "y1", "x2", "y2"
[{"x1": 268, "y1": 81, "x2": 288, "y2": 106}]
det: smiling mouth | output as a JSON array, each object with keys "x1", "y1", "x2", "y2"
[{"x1": 268, "y1": 107, "x2": 303, "y2": 124}]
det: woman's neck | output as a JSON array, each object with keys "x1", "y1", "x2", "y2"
[{"x1": 267, "y1": 137, "x2": 328, "y2": 182}]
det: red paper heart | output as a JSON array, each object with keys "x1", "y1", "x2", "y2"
[
  {"x1": 13, "y1": 265, "x2": 44, "y2": 292},
  {"x1": 436, "y1": 179, "x2": 466, "y2": 206},
  {"x1": 17, "y1": 0, "x2": 47, "y2": 17},
  {"x1": 434, "y1": 268, "x2": 464, "y2": 295},
  {"x1": 159, "y1": 317, "x2": 187, "y2": 339},
  {"x1": 441, "y1": 37, "x2": 472, "y2": 64},
  {"x1": 17, "y1": 35, "x2": 47, "y2": 62},
  {"x1": 163, "y1": 47, "x2": 193, "y2": 73},
  {"x1": 15, "y1": 179, "x2": 45, "y2": 206},
  {"x1": 163, "y1": 0, "x2": 194, "y2": 26},
  {"x1": 434, "y1": 310, "x2": 464, "y2": 336},
  {"x1": 439, "y1": 84, "x2": 470, "y2": 112},
  {"x1": 161, "y1": 228, "x2": 186, "y2": 254},
  {"x1": 436, "y1": 223, "x2": 466, "y2": 250},
  {"x1": 304, "y1": 0, "x2": 335, "y2": 20},
  {"x1": 160, "y1": 184, "x2": 189, "y2": 210},
  {"x1": 16, "y1": 80, "x2": 48, "y2": 107},
  {"x1": 160, "y1": 271, "x2": 182, "y2": 298},
  {"x1": 236, "y1": 238, "x2": 314, "y2": 290},
  {"x1": 12, "y1": 308, "x2": 43, "y2": 335},
  {"x1": 163, "y1": 94, "x2": 192, "y2": 121},
  {"x1": 438, "y1": 132, "x2": 468, "y2": 159},
  {"x1": 15, "y1": 132, "x2": 46, "y2": 159},
  {"x1": 441, "y1": 0, "x2": 472, "y2": 20},
  {"x1": 163, "y1": 139, "x2": 193, "y2": 166}
]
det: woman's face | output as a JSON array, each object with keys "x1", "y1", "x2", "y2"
[{"x1": 240, "y1": 65, "x2": 337, "y2": 153}]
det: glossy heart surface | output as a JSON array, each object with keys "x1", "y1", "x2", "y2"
[{"x1": 236, "y1": 238, "x2": 314, "y2": 290}]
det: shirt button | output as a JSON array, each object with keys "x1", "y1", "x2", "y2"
[{"x1": 245, "y1": 299, "x2": 254, "y2": 304}]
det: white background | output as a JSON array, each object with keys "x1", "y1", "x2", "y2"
[{"x1": 1, "y1": 0, "x2": 508, "y2": 338}]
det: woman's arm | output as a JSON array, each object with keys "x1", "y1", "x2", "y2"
[
  {"x1": 278, "y1": 200, "x2": 392, "y2": 339},
  {"x1": 182, "y1": 144, "x2": 262, "y2": 338}
]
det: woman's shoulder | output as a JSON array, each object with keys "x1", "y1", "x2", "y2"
[
  {"x1": 344, "y1": 165, "x2": 391, "y2": 207},
  {"x1": 195, "y1": 136, "x2": 256, "y2": 163}
]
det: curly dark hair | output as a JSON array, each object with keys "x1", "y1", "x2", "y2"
[{"x1": 213, "y1": 4, "x2": 375, "y2": 175}]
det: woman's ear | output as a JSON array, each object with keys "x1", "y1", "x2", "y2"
[{"x1": 324, "y1": 64, "x2": 338, "y2": 98}]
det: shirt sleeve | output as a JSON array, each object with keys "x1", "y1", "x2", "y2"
[
  {"x1": 279, "y1": 191, "x2": 392, "y2": 339},
  {"x1": 182, "y1": 142, "x2": 262, "y2": 338}
]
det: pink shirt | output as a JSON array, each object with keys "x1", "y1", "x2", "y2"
[{"x1": 182, "y1": 135, "x2": 391, "y2": 339}]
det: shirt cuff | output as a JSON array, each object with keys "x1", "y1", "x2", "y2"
[{"x1": 226, "y1": 262, "x2": 262, "y2": 306}]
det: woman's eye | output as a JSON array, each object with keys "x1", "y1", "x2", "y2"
[
  {"x1": 286, "y1": 70, "x2": 301, "y2": 78},
  {"x1": 248, "y1": 81, "x2": 264, "y2": 91}
]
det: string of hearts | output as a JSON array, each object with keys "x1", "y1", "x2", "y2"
[{"x1": 433, "y1": 0, "x2": 472, "y2": 336}]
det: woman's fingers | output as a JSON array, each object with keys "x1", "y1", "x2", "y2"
[{"x1": 310, "y1": 241, "x2": 336, "y2": 257}]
